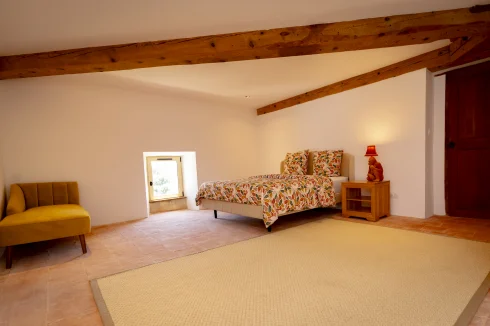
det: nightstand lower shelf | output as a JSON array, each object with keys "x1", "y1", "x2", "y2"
[{"x1": 341, "y1": 181, "x2": 390, "y2": 222}]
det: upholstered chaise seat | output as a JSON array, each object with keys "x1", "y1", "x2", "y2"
[
  {"x1": 0, "y1": 204, "x2": 90, "y2": 245},
  {"x1": 0, "y1": 182, "x2": 91, "y2": 269}
]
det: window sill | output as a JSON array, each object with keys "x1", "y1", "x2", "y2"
[{"x1": 150, "y1": 196, "x2": 186, "y2": 203}]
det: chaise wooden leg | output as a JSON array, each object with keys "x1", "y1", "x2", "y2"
[
  {"x1": 214, "y1": 210, "x2": 217, "y2": 219},
  {"x1": 267, "y1": 226, "x2": 272, "y2": 233},
  {"x1": 5, "y1": 246, "x2": 12, "y2": 269},
  {"x1": 79, "y1": 235, "x2": 87, "y2": 254}
]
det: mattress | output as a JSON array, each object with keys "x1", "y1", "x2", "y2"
[{"x1": 330, "y1": 176, "x2": 349, "y2": 194}]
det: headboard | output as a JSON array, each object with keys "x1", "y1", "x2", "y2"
[{"x1": 280, "y1": 152, "x2": 355, "y2": 179}]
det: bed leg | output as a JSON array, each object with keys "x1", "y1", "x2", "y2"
[
  {"x1": 267, "y1": 226, "x2": 272, "y2": 233},
  {"x1": 214, "y1": 210, "x2": 217, "y2": 219}
]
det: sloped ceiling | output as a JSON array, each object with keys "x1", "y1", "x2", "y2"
[
  {"x1": 110, "y1": 41, "x2": 449, "y2": 108},
  {"x1": 0, "y1": 0, "x2": 479, "y2": 108},
  {"x1": 0, "y1": 0, "x2": 482, "y2": 55}
]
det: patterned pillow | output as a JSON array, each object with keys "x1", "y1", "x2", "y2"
[
  {"x1": 283, "y1": 150, "x2": 309, "y2": 175},
  {"x1": 312, "y1": 150, "x2": 343, "y2": 177}
]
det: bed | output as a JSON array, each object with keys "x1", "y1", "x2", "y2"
[{"x1": 196, "y1": 153, "x2": 353, "y2": 231}]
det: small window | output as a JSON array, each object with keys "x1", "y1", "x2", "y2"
[{"x1": 146, "y1": 156, "x2": 184, "y2": 201}]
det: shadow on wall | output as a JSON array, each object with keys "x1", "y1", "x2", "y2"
[
  {"x1": 143, "y1": 152, "x2": 198, "y2": 216},
  {"x1": 0, "y1": 180, "x2": 5, "y2": 257},
  {"x1": 0, "y1": 181, "x2": 5, "y2": 219}
]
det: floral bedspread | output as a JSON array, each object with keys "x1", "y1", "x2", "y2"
[{"x1": 195, "y1": 174, "x2": 336, "y2": 227}]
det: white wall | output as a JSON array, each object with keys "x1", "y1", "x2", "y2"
[
  {"x1": 425, "y1": 70, "x2": 434, "y2": 218},
  {"x1": 0, "y1": 67, "x2": 447, "y2": 223},
  {"x1": 0, "y1": 74, "x2": 260, "y2": 226},
  {"x1": 257, "y1": 69, "x2": 429, "y2": 218},
  {"x1": 432, "y1": 75, "x2": 446, "y2": 216}
]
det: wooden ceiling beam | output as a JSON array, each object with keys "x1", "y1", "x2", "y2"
[
  {"x1": 256, "y1": 36, "x2": 487, "y2": 115},
  {"x1": 1, "y1": 5, "x2": 490, "y2": 80},
  {"x1": 430, "y1": 37, "x2": 490, "y2": 72},
  {"x1": 449, "y1": 35, "x2": 486, "y2": 61}
]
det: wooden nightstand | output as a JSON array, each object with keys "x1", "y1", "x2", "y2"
[{"x1": 341, "y1": 181, "x2": 390, "y2": 221}]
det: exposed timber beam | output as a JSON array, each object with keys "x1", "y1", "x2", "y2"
[
  {"x1": 256, "y1": 36, "x2": 487, "y2": 115},
  {"x1": 1, "y1": 5, "x2": 490, "y2": 80},
  {"x1": 449, "y1": 35, "x2": 487, "y2": 61},
  {"x1": 430, "y1": 37, "x2": 490, "y2": 72}
]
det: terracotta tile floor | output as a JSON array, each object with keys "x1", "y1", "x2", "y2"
[{"x1": 1, "y1": 209, "x2": 490, "y2": 325}]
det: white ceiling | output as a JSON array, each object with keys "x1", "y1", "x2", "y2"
[
  {"x1": 0, "y1": 0, "x2": 482, "y2": 55},
  {"x1": 0, "y1": 0, "x2": 480, "y2": 108},
  {"x1": 111, "y1": 41, "x2": 450, "y2": 108}
]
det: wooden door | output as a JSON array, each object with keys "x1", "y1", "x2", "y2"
[{"x1": 446, "y1": 61, "x2": 490, "y2": 218}]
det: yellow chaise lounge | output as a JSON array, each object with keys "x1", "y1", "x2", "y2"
[{"x1": 0, "y1": 182, "x2": 91, "y2": 269}]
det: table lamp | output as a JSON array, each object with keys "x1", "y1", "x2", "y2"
[{"x1": 365, "y1": 145, "x2": 384, "y2": 182}]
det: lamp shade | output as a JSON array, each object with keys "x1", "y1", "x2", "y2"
[{"x1": 365, "y1": 145, "x2": 378, "y2": 156}]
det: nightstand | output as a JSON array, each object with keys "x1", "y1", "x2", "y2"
[{"x1": 341, "y1": 181, "x2": 390, "y2": 221}]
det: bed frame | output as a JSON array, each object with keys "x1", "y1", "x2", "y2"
[{"x1": 200, "y1": 153, "x2": 354, "y2": 232}]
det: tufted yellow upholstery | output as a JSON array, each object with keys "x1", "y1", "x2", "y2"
[
  {"x1": 8, "y1": 182, "x2": 80, "y2": 212},
  {"x1": 0, "y1": 182, "x2": 90, "y2": 247}
]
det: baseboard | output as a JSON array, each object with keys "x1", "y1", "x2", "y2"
[{"x1": 91, "y1": 216, "x2": 148, "y2": 229}]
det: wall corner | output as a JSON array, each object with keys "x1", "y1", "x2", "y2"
[{"x1": 424, "y1": 69, "x2": 435, "y2": 218}]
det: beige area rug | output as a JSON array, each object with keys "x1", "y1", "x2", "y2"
[{"x1": 91, "y1": 219, "x2": 490, "y2": 326}]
